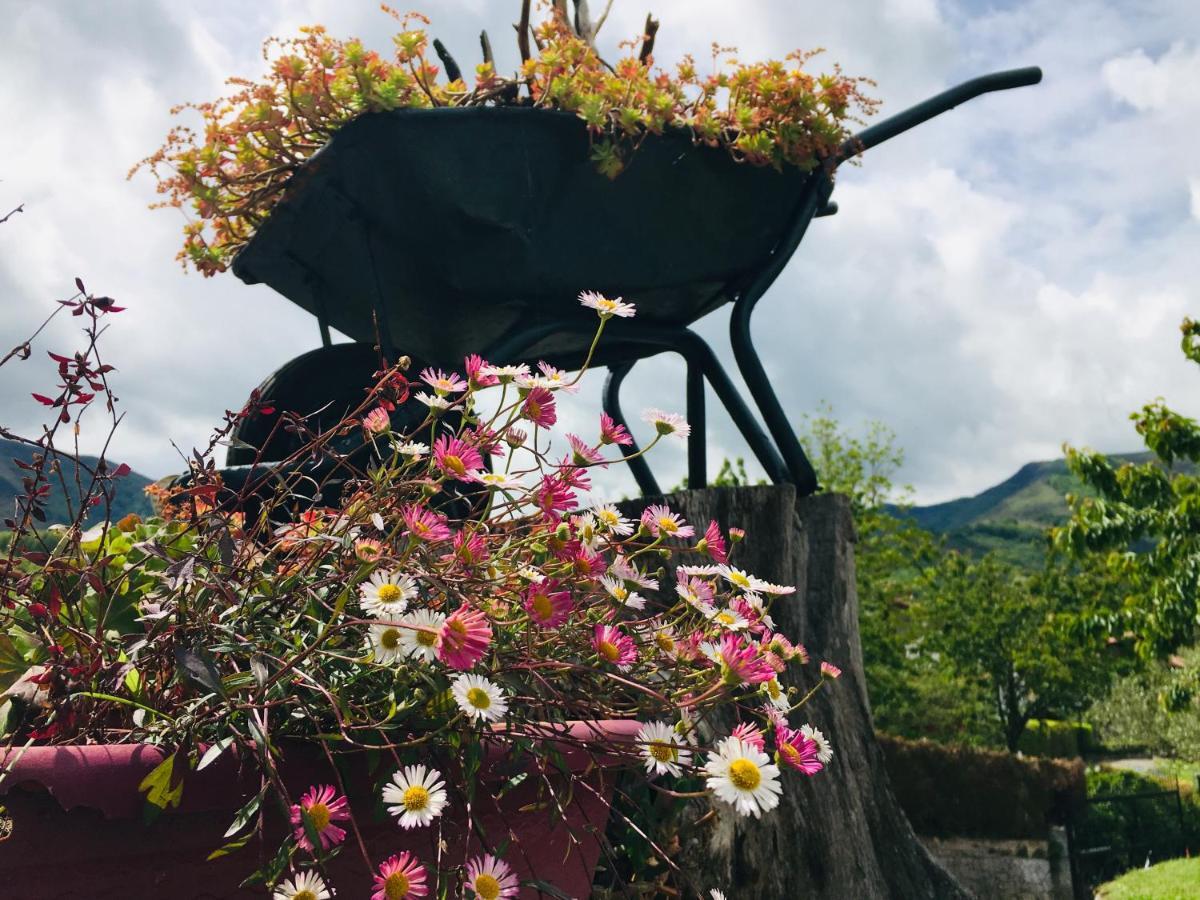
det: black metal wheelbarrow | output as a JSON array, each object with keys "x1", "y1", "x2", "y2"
[{"x1": 224, "y1": 65, "x2": 1042, "y2": 498}]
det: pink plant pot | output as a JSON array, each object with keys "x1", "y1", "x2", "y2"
[{"x1": 0, "y1": 720, "x2": 641, "y2": 899}]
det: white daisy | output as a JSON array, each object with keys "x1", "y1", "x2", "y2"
[
  {"x1": 369, "y1": 623, "x2": 406, "y2": 664},
  {"x1": 394, "y1": 440, "x2": 430, "y2": 458},
  {"x1": 479, "y1": 363, "x2": 530, "y2": 383},
  {"x1": 763, "y1": 677, "x2": 790, "y2": 711},
  {"x1": 742, "y1": 592, "x2": 776, "y2": 630},
  {"x1": 535, "y1": 362, "x2": 579, "y2": 393},
  {"x1": 599, "y1": 575, "x2": 647, "y2": 611},
  {"x1": 465, "y1": 853, "x2": 520, "y2": 899},
  {"x1": 677, "y1": 563, "x2": 723, "y2": 577},
  {"x1": 360, "y1": 570, "x2": 417, "y2": 618},
  {"x1": 273, "y1": 870, "x2": 330, "y2": 900},
  {"x1": 698, "y1": 641, "x2": 722, "y2": 665},
  {"x1": 637, "y1": 720, "x2": 693, "y2": 778},
  {"x1": 704, "y1": 736, "x2": 783, "y2": 818},
  {"x1": 711, "y1": 891, "x2": 728, "y2": 900},
  {"x1": 609, "y1": 555, "x2": 658, "y2": 590},
  {"x1": 472, "y1": 471, "x2": 523, "y2": 491},
  {"x1": 641, "y1": 408, "x2": 691, "y2": 440},
  {"x1": 718, "y1": 565, "x2": 774, "y2": 594},
  {"x1": 571, "y1": 512, "x2": 601, "y2": 550},
  {"x1": 382, "y1": 764, "x2": 448, "y2": 828},
  {"x1": 398, "y1": 609, "x2": 445, "y2": 663},
  {"x1": 451, "y1": 673, "x2": 509, "y2": 723},
  {"x1": 705, "y1": 606, "x2": 750, "y2": 632},
  {"x1": 579, "y1": 290, "x2": 637, "y2": 319},
  {"x1": 592, "y1": 503, "x2": 635, "y2": 536},
  {"x1": 415, "y1": 392, "x2": 453, "y2": 411},
  {"x1": 801, "y1": 724, "x2": 833, "y2": 763}
]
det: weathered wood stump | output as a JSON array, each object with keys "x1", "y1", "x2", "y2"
[{"x1": 622, "y1": 485, "x2": 968, "y2": 899}]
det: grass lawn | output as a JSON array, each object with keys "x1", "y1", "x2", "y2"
[{"x1": 1098, "y1": 857, "x2": 1200, "y2": 899}]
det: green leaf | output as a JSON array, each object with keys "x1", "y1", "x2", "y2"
[
  {"x1": 174, "y1": 646, "x2": 226, "y2": 697},
  {"x1": 138, "y1": 751, "x2": 184, "y2": 822},
  {"x1": 196, "y1": 737, "x2": 233, "y2": 772},
  {"x1": 224, "y1": 790, "x2": 263, "y2": 839},
  {"x1": 206, "y1": 832, "x2": 253, "y2": 860}
]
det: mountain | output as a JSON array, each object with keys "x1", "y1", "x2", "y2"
[
  {"x1": 895, "y1": 452, "x2": 1191, "y2": 570},
  {"x1": 0, "y1": 438, "x2": 154, "y2": 529}
]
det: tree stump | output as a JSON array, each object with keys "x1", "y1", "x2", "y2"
[{"x1": 621, "y1": 485, "x2": 968, "y2": 899}]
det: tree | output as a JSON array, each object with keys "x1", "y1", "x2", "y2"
[{"x1": 1053, "y1": 317, "x2": 1200, "y2": 658}]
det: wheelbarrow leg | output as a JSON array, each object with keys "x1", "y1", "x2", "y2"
[
  {"x1": 603, "y1": 362, "x2": 662, "y2": 497},
  {"x1": 686, "y1": 357, "x2": 706, "y2": 489}
]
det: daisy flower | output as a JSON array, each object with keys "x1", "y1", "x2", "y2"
[
  {"x1": 775, "y1": 725, "x2": 823, "y2": 775},
  {"x1": 402, "y1": 504, "x2": 452, "y2": 542},
  {"x1": 524, "y1": 581, "x2": 573, "y2": 627},
  {"x1": 420, "y1": 367, "x2": 467, "y2": 395},
  {"x1": 593, "y1": 624, "x2": 638, "y2": 671},
  {"x1": 383, "y1": 764, "x2": 448, "y2": 829},
  {"x1": 290, "y1": 784, "x2": 349, "y2": 852},
  {"x1": 395, "y1": 440, "x2": 430, "y2": 458},
  {"x1": 464, "y1": 853, "x2": 520, "y2": 899},
  {"x1": 641, "y1": 504, "x2": 695, "y2": 539},
  {"x1": 704, "y1": 735, "x2": 783, "y2": 818},
  {"x1": 536, "y1": 361, "x2": 579, "y2": 393},
  {"x1": 472, "y1": 471, "x2": 523, "y2": 491},
  {"x1": 503, "y1": 426, "x2": 527, "y2": 447},
  {"x1": 762, "y1": 677, "x2": 791, "y2": 711},
  {"x1": 464, "y1": 354, "x2": 499, "y2": 389},
  {"x1": 637, "y1": 720, "x2": 693, "y2": 777},
  {"x1": 521, "y1": 386, "x2": 557, "y2": 427},
  {"x1": 700, "y1": 520, "x2": 729, "y2": 564},
  {"x1": 711, "y1": 891, "x2": 728, "y2": 900},
  {"x1": 452, "y1": 673, "x2": 509, "y2": 723},
  {"x1": 677, "y1": 563, "x2": 723, "y2": 577},
  {"x1": 599, "y1": 575, "x2": 646, "y2": 611},
  {"x1": 706, "y1": 606, "x2": 750, "y2": 632},
  {"x1": 676, "y1": 575, "x2": 715, "y2": 610},
  {"x1": 579, "y1": 290, "x2": 636, "y2": 319},
  {"x1": 415, "y1": 392, "x2": 453, "y2": 412},
  {"x1": 372, "y1": 851, "x2": 428, "y2": 899},
  {"x1": 273, "y1": 871, "x2": 330, "y2": 900},
  {"x1": 398, "y1": 609, "x2": 445, "y2": 663},
  {"x1": 718, "y1": 565, "x2": 774, "y2": 595},
  {"x1": 363, "y1": 406, "x2": 391, "y2": 434},
  {"x1": 369, "y1": 623, "x2": 406, "y2": 664},
  {"x1": 437, "y1": 606, "x2": 493, "y2": 670},
  {"x1": 360, "y1": 570, "x2": 417, "y2": 618},
  {"x1": 609, "y1": 554, "x2": 659, "y2": 590},
  {"x1": 651, "y1": 622, "x2": 679, "y2": 657},
  {"x1": 566, "y1": 433, "x2": 605, "y2": 466},
  {"x1": 479, "y1": 363, "x2": 530, "y2": 383},
  {"x1": 598, "y1": 411, "x2": 634, "y2": 446},
  {"x1": 641, "y1": 408, "x2": 690, "y2": 440},
  {"x1": 718, "y1": 634, "x2": 776, "y2": 685},
  {"x1": 433, "y1": 434, "x2": 484, "y2": 480},
  {"x1": 801, "y1": 724, "x2": 834, "y2": 763},
  {"x1": 355, "y1": 538, "x2": 384, "y2": 563},
  {"x1": 730, "y1": 721, "x2": 766, "y2": 752},
  {"x1": 821, "y1": 661, "x2": 843, "y2": 679},
  {"x1": 593, "y1": 503, "x2": 634, "y2": 535}
]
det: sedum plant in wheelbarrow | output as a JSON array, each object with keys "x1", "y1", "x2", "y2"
[{"x1": 0, "y1": 285, "x2": 838, "y2": 898}]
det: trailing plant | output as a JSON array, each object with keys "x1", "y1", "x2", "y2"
[
  {"x1": 0, "y1": 287, "x2": 840, "y2": 898},
  {"x1": 130, "y1": 3, "x2": 875, "y2": 275}
]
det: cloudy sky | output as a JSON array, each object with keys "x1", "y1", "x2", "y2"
[{"x1": 1, "y1": 0, "x2": 1197, "y2": 504}]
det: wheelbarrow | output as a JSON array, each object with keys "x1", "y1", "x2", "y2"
[{"x1": 218, "y1": 65, "x2": 1042, "y2": 501}]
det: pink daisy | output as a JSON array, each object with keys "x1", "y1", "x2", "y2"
[
  {"x1": 437, "y1": 606, "x2": 493, "y2": 670},
  {"x1": 641, "y1": 504, "x2": 695, "y2": 539},
  {"x1": 641, "y1": 408, "x2": 690, "y2": 440},
  {"x1": 730, "y1": 722, "x2": 766, "y2": 752},
  {"x1": 821, "y1": 661, "x2": 842, "y2": 679},
  {"x1": 432, "y1": 434, "x2": 484, "y2": 481},
  {"x1": 567, "y1": 433, "x2": 606, "y2": 467},
  {"x1": 701, "y1": 520, "x2": 729, "y2": 564},
  {"x1": 420, "y1": 367, "x2": 467, "y2": 395},
  {"x1": 775, "y1": 725, "x2": 823, "y2": 775},
  {"x1": 402, "y1": 504, "x2": 452, "y2": 543},
  {"x1": 578, "y1": 289, "x2": 637, "y2": 319},
  {"x1": 289, "y1": 784, "x2": 350, "y2": 852},
  {"x1": 464, "y1": 354, "x2": 499, "y2": 389},
  {"x1": 363, "y1": 406, "x2": 391, "y2": 435},
  {"x1": 372, "y1": 851, "x2": 428, "y2": 899},
  {"x1": 521, "y1": 386, "x2": 557, "y2": 427},
  {"x1": 445, "y1": 530, "x2": 489, "y2": 567},
  {"x1": 535, "y1": 475, "x2": 576, "y2": 519},
  {"x1": 355, "y1": 538, "x2": 384, "y2": 562},
  {"x1": 593, "y1": 624, "x2": 638, "y2": 671},
  {"x1": 524, "y1": 581, "x2": 573, "y2": 628},
  {"x1": 718, "y1": 634, "x2": 776, "y2": 686},
  {"x1": 598, "y1": 411, "x2": 633, "y2": 446},
  {"x1": 464, "y1": 853, "x2": 520, "y2": 899}
]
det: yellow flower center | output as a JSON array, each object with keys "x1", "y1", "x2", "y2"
[
  {"x1": 531, "y1": 592, "x2": 553, "y2": 621},
  {"x1": 403, "y1": 785, "x2": 430, "y2": 811},
  {"x1": 443, "y1": 454, "x2": 465, "y2": 475},
  {"x1": 466, "y1": 687, "x2": 491, "y2": 710},
  {"x1": 648, "y1": 741, "x2": 676, "y2": 763},
  {"x1": 612, "y1": 585, "x2": 628, "y2": 600},
  {"x1": 767, "y1": 680, "x2": 782, "y2": 699},
  {"x1": 598, "y1": 510, "x2": 617, "y2": 526},
  {"x1": 655, "y1": 633, "x2": 675, "y2": 653},
  {"x1": 377, "y1": 584, "x2": 403, "y2": 604},
  {"x1": 657, "y1": 516, "x2": 678, "y2": 534},
  {"x1": 380, "y1": 628, "x2": 401, "y2": 650},
  {"x1": 306, "y1": 801, "x2": 331, "y2": 832},
  {"x1": 729, "y1": 572, "x2": 751, "y2": 589},
  {"x1": 474, "y1": 873, "x2": 502, "y2": 900},
  {"x1": 716, "y1": 612, "x2": 735, "y2": 625},
  {"x1": 728, "y1": 758, "x2": 762, "y2": 791},
  {"x1": 416, "y1": 628, "x2": 437, "y2": 647},
  {"x1": 780, "y1": 744, "x2": 801, "y2": 766},
  {"x1": 598, "y1": 640, "x2": 621, "y2": 662},
  {"x1": 385, "y1": 871, "x2": 411, "y2": 899},
  {"x1": 295, "y1": 891, "x2": 317, "y2": 900}
]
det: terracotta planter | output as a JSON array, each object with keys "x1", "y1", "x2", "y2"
[{"x1": 0, "y1": 720, "x2": 640, "y2": 899}]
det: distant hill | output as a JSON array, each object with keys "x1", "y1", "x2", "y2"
[
  {"x1": 894, "y1": 452, "x2": 1192, "y2": 570},
  {"x1": 0, "y1": 438, "x2": 154, "y2": 528}
]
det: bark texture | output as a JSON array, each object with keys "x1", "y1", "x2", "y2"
[{"x1": 622, "y1": 485, "x2": 969, "y2": 899}]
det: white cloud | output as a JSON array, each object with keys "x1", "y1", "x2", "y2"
[{"x1": 1102, "y1": 43, "x2": 1200, "y2": 112}]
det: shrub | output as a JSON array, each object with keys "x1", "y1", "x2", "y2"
[
  {"x1": 1018, "y1": 718, "x2": 1096, "y2": 758},
  {"x1": 878, "y1": 733, "x2": 1085, "y2": 839}
]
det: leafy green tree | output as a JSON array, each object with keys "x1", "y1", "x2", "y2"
[{"x1": 1053, "y1": 317, "x2": 1200, "y2": 658}]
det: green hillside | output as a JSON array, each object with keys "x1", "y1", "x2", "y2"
[
  {"x1": 0, "y1": 438, "x2": 154, "y2": 530},
  {"x1": 898, "y1": 452, "x2": 1188, "y2": 570}
]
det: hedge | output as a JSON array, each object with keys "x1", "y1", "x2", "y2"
[
  {"x1": 1018, "y1": 719, "x2": 1097, "y2": 759},
  {"x1": 878, "y1": 733, "x2": 1085, "y2": 839}
]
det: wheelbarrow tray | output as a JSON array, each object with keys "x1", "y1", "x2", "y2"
[{"x1": 232, "y1": 106, "x2": 809, "y2": 366}]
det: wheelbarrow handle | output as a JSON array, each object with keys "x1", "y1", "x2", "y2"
[{"x1": 835, "y1": 66, "x2": 1043, "y2": 164}]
